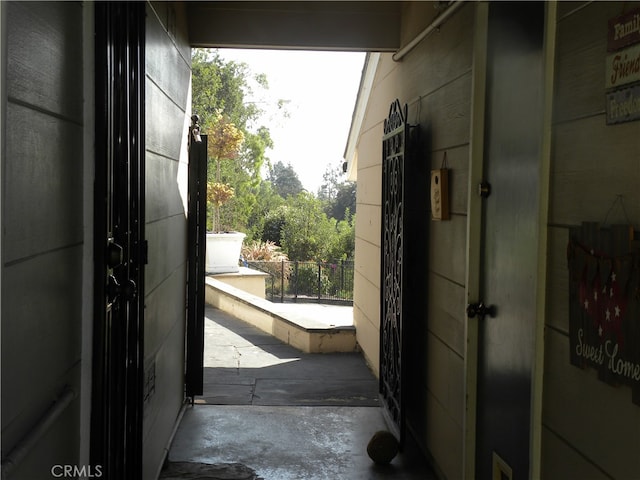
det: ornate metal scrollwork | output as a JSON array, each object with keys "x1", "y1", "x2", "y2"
[{"x1": 380, "y1": 99, "x2": 408, "y2": 434}]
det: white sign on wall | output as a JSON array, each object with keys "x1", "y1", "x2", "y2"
[
  {"x1": 606, "y1": 83, "x2": 640, "y2": 124},
  {"x1": 605, "y1": 43, "x2": 640, "y2": 89},
  {"x1": 606, "y1": 7, "x2": 640, "y2": 125}
]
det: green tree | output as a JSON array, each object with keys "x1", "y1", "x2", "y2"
[
  {"x1": 206, "y1": 113, "x2": 244, "y2": 231},
  {"x1": 260, "y1": 192, "x2": 356, "y2": 261},
  {"x1": 280, "y1": 192, "x2": 335, "y2": 261},
  {"x1": 261, "y1": 204, "x2": 288, "y2": 245},
  {"x1": 268, "y1": 161, "x2": 304, "y2": 198},
  {"x1": 192, "y1": 49, "x2": 274, "y2": 235},
  {"x1": 318, "y1": 164, "x2": 356, "y2": 221},
  {"x1": 221, "y1": 126, "x2": 274, "y2": 236},
  {"x1": 317, "y1": 164, "x2": 341, "y2": 202},
  {"x1": 329, "y1": 181, "x2": 356, "y2": 221},
  {"x1": 326, "y1": 210, "x2": 356, "y2": 261},
  {"x1": 192, "y1": 49, "x2": 260, "y2": 130},
  {"x1": 191, "y1": 49, "x2": 355, "y2": 261}
]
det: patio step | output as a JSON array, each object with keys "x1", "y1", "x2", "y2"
[{"x1": 204, "y1": 276, "x2": 357, "y2": 353}]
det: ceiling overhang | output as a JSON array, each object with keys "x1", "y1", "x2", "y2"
[{"x1": 186, "y1": 1, "x2": 402, "y2": 51}]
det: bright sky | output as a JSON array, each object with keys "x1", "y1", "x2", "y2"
[{"x1": 217, "y1": 49, "x2": 366, "y2": 193}]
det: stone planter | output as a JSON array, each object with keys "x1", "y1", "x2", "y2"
[{"x1": 205, "y1": 232, "x2": 246, "y2": 274}]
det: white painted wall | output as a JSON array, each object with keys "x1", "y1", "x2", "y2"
[
  {"x1": 2, "y1": 3, "x2": 85, "y2": 478},
  {"x1": 352, "y1": 5, "x2": 475, "y2": 478},
  {"x1": 79, "y1": 0, "x2": 95, "y2": 467},
  {"x1": 142, "y1": 2, "x2": 192, "y2": 478},
  {"x1": 352, "y1": 2, "x2": 640, "y2": 479},
  {"x1": 541, "y1": 2, "x2": 640, "y2": 478}
]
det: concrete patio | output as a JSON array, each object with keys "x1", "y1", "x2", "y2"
[
  {"x1": 204, "y1": 275, "x2": 358, "y2": 353},
  {"x1": 160, "y1": 306, "x2": 435, "y2": 480}
]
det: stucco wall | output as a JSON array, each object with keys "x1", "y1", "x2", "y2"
[
  {"x1": 1, "y1": 2, "x2": 85, "y2": 478},
  {"x1": 353, "y1": 4, "x2": 475, "y2": 479},
  {"x1": 541, "y1": 2, "x2": 640, "y2": 478},
  {"x1": 142, "y1": 2, "x2": 192, "y2": 479}
]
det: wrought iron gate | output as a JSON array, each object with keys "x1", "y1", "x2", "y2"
[
  {"x1": 380, "y1": 99, "x2": 409, "y2": 441},
  {"x1": 185, "y1": 116, "x2": 207, "y2": 400},
  {"x1": 91, "y1": 3, "x2": 145, "y2": 477}
]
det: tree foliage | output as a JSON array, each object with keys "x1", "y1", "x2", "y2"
[
  {"x1": 192, "y1": 49, "x2": 270, "y2": 232},
  {"x1": 317, "y1": 165, "x2": 341, "y2": 202},
  {"x1": 268, "y1": 161, "x2": 304, "y2": 198},
  {"x1": 192, "y1": 49, "x2": 356, "y2": 261},
  {"x1": 261, "y1": 192, "x2": 356, "y2": 262},
  {"x1": 280, "y1": 192, "x2": 333, "y2": 261},
  {"x1": 317, "y1": 164, "x2": 356, "y2": 221},
  {"x1": 207, "y1": 113, "x2": 245, "y2": 163},
  {"x1": 192, "y1": 49, "x2": 258, "y2": 130},
  {"x1": 206, "y1": 113, "x2": 244, "y2": 231},
  {"x1": 261, "y1": 204, "x2": 288, "y2": 245}
]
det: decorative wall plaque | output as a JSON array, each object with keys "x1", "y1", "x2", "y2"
[
  {"x1": 606, "y1": 83, "x2": 640, "y2": 124},
  {"x1": 567, "y1": 222, "x2": 640, "y2": 405},
  {"x1": 606, "y1": 7, "x2": 640, "y2": 125},
  {"x1": 607, "y1": 7, "x2": 640, "y2": 52}
]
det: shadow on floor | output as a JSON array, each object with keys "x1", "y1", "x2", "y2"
[
  {"x1": 198, "y1": 306, "x2": 378, "y2": 406},
  {"x1": 162, "y1": 306, "x2": 436, "y2": 480}
]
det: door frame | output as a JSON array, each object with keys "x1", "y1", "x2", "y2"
[
  {"x1": 463, "y1": 3, "x2": 489, "y2": 478},
  {"x1": 463, "y1": 3, "x2": 555, "y2": 479},
  {"x1": 530, "y1": 4, "x2": 557, "y2": 478}
]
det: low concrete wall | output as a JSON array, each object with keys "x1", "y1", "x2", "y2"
[
  {"x1": 205, "y1": 277, "x2": 357, "y2": 354},
  {"x1": 210, "y1": 267, "x2": 269, "y2": 298}
]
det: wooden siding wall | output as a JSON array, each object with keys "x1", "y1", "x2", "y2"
[
  {"x1": 354, "y1": 4, "x2": 474, "y2": 479},
  {"x1": 142, "y1": 2, "x2": 191, "y2": 478},
  {"x1": 542, "y1": 2, "x2": 640, "y2": 478},
  {"x1": 1, "y1": 3, "x2": 84, "y2": 478}
]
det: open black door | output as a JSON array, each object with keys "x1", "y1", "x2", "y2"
[
  {"x1": 185, "y1": 117, "x2": 207, "y2": 400},
  {"x1": 91, "y1": 3, "x2": 145, "y2": 478}
]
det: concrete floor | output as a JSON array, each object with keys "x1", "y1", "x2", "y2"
[{"x1": 161, "y1": 306, "x2": 435, "y2": 480}]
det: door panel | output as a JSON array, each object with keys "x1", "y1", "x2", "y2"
[
  {"x1": 475, "y1": 3, "x2": 544, "y2": 478},
  {"x1": 185, "y1": 120, "x2": 207, "y2": 399},
  {"x1": 92, "y1": 3, "x2": 145, "y2": 478}
]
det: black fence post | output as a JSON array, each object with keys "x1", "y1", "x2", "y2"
[
  {"x1": 269, "y1": 274, "x2": 274, "y2": 301},
  {"x1": 243, "y1": 260, "x2": 353, "y2": 304},
  {"x1": 294, "y1": 261, "x2": 299, "y2": 302},
  {"x1": 280, "y1": 260, "x2": 284, "y2": 303}
]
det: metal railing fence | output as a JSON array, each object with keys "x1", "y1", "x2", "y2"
[{"x1": 245, "y1": 260, "x2": 354, "y2": 305}]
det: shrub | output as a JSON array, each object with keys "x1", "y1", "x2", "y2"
[
  {"x1": 291, "y1": 263, "x2": 331, "y2": 297},
  {"x1": 242, "y1": 240, "x2": 288, "y2": 262},
  {"x1": 242, "y1": 241, "x2": 291, "y2": 291}
]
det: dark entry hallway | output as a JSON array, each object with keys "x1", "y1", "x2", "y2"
[{"x1": 161, "y1": 306, "x2": 435, "y2": 479}]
